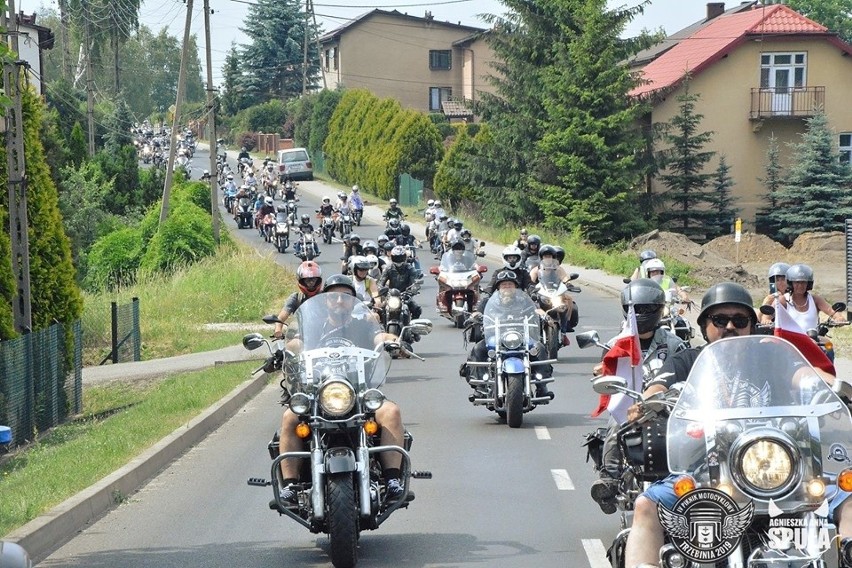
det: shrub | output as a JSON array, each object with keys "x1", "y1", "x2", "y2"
[
  {"x1": 84, "y1": 227, "x2": 144, "y2": 290},
  {"x1": 140, "y1": 202, "x2": 216, "y2": 274},
  {"x1": 237, "y1": 131, "x2": 257, "y2": 151},
  {"x1": 173, "y1": 179, "x2": 212, "y2": 213}
]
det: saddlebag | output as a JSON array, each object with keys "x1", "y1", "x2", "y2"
[{"x1": 619, "y1": 419, "x2": 668, "y2": 482}]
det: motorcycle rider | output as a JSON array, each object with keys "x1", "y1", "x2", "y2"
[
  {"x1": 513, "y1": 228, "x2": 529, "y2": 251},
  {"x1": 530, "y1": 244, "x2": 577, "y2": 345},
  {"x1": 486, "y1": 245, "x2": 531, "y2": 293},
  {"x1": 237, "y1": 146, "x2": 250, "y2": 162},
  {"x1": 245, "y1": 169, "x2": 258, "y2": 190},
  {"x1": 588, "y1": 278, "x2": 686, "y2": 514},
  {"x1": 622, "y1": 282, "x2": 850, "y2": 567},
  {"x1": 383, "y1": 198, "x2": 405, "y2": 222},
  {"x1": 460, "y1": 270, "x2": 553, "y2": 398},
  {"x1": 233, "y1": 184, "x2": 251, "y2": 218},
  {"x1": 642, "y1": 258, "x2": 690, "y2": 304},
  {"x1": 521, "y1": 235, "x2": 542, "y2": 269},
  {"x1": 629, "y1": 249, "x2": 657, "y2": 281},
  {"x1": 350, "y1": 255, "x2": 382, "y2": 306},
  {"x1": 785, "y1": 263, "x2": 846, "y2": 330},
  {"x1": 276, "y1": 274, "x2": 410, "y2": 503},
  {"x1": 293, "y1": 214, "x2": 318, "y2": 258},
  {"x1": 282, "y1": 180, "x2": 297, "y2": 202},
  {"x1": 340, "y1": 233, "x2": 363, "y2": 274},
  {"x1": 443, "y1": 219, "x2": 464, "y2": 250},
  {"x1": 760, "y1": 261, "x2": 790, "y2": 324},
  {"x1": 273, "y1": 261, "x2": 323, "y2": 337},
  {"x1": 349, "y1": 185, "x2": 364, "y2": 217},
  {"x1": 378, "y1": 245, "x2": 422, "y2": 318}
]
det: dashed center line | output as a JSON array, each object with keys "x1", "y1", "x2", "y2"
[
  {"x1": 550, "y1": 469, "x2": 574, "y2": 490},
  {"x1": 581, "y1": 539, "x2": 611, "y2": 568},
  {"x1": 535, "y1": 425, "x2": 551, "y2": 440}
]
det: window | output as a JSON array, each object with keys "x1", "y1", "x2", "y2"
[
  {"x1": 324, "y1": 47, "x2": 337, "y2": 71},
  {"x1": 760, "y1": 52, "x2": 807, "y2": 91},
  {"x1": 840, "y1": 133, "x2": 852, "y2": 165},
  {"x1": 330, "y1": 47, "x2": 337, "y2": 71},
  {"x1": 429, "y1": 87, "x2": 452, "y2": 111},
  {"x1": 324, "y1": 49, "x2": 330, "y2": 71},
  {"x1": 429, "y1": 50, "x2": 451, "y2": 70}
]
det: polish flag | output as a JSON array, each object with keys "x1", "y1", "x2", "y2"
[
  {"x1": 774, "y1": 299, "x2": 836, "y2": 376},
  {"x1": 591, "y1": 305, "x2": 642, "y2": 424}
]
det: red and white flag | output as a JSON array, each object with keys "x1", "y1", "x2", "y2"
[
  {"x1": 774, "y1": 298, "x2": 836, "y2": 376},
  {"x1": 591, "y1": 305, "x2": 642, "y2": 423}
]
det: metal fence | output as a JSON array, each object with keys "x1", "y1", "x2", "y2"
[
  {"x1": 398, "y1": 173, "x2": 424, "y2": 206},
  {"x1": 0, "y1": 320, "x2": 83, "y2": 446},
  {"x1": 312, "y1": 150, "x2": 326, "y2": 175},
  {"x1": 102, "y1": 298, "x2": 141, "y2": 365}
]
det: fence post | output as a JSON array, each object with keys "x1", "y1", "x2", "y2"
[
  {"x1": 132, "y1": 297, "x2": 141, "y2": 362},
  {"x1": 110, "y1": 301, "x2": 119, "y2": 364}
]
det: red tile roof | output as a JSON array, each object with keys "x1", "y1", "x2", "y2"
[{"x1": 630, "y1": 4, "x2": 850, "y2": 97}]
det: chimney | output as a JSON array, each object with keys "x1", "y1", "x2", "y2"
[{"x1": 707, "y1": 2, "x2": 725, "y2": 20}]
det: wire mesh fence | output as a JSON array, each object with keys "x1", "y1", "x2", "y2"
[
  {"x1": 0, "y1": 320, "x2": 83, "y2": 446},
  {"x1": 81, "y1": 298, "x2": 141, "y2": 366}
]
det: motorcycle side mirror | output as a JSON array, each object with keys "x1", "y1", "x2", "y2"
[
  {"x1": 409, "y1": 319, "x2": 433, "y2": 336},
  {"x1": 479, "y1": 241, "x2": 486, "y2": 247},
  {"x1": 477, "y1": 265, "x2": 488, "y2": 273},
  {"x1": 429, "y1": 266, "x2": 440, "y2": 275},
  {"x1": 262, "y1": 314, "x2": 284, "y2": 325},
  {"x1": 378, "y1": 286, "x2": 389, "y2": 297},
  {"x1": 315, "y1": 209, "x2": 320, "y2": 213},
  {"x1": 591, "y1": 375, "x2": 629, "y2": 396},
  {"x1": 759, "y1": 305, "x2": 775, "y2": 316},
  {"x1": 622, "y1": 278, "x2": 631, "y2": 284},
  {"x1": 832, "y1": 302, "x2": 847, "y2": 313},
  {"x1": 477, "y1": 251, "x2": 486, "y2": 257},
  {"x1": 242, "y1": 333, "x2": 266, "y2": 351},
  {"x1": 575, "y1": 330, "x2": 601, "y2": 349},
  {"x1": 569, "y1": 273, "x2": 579, "y2": 281}
]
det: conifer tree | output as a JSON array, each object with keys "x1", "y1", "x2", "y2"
[
  {"x1": 762, "y1": 110, "x2": 852, "y2": 245},
  {"x1": 657, "y1": 82, "x2": 718, "y2": 242},
  {"x1": 705, "y1": 155, "x2": 737, "y2": 240},
  {"x1": 755, "y1": 134, "x2": 783, "y2": 236}
]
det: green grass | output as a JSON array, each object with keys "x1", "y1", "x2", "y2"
[
  {"x1": 81, "y1": 243, "x2": 296, "y2": 364},
  {"x1": 0, "y1": 361, "x2": 262, "y2": 536}
]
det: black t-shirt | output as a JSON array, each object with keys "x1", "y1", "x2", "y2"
[
  {"x1": 646, "y1": 346, "x2": 701, "y2": 391},
  {"x1": 283, "y1": 292, "x2": 308, "y2": 316}
]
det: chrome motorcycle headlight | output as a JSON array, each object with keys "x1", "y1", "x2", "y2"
[
  {"x1": 363, "y1": 388, "x2": 385, "y2": 411},
  {"x1": 501, "y1": 330, "x2": 523, "y2": 350},
  {"x1": 289, "y1": 392, "x2": 311, "y2": 415},
  {"x1": 387, "y1": 296, "x2": 402, "y2": 310},
  {"x1": 734, "y1": 437, "x2": 797, "y2": 496},
  {"x1": 318, "y1": 379, "x2": 355, "y2": 416}
]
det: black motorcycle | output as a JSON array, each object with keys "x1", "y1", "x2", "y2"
[{"x1": 379, "y1": 282, "x2": 425, "y2": 357}]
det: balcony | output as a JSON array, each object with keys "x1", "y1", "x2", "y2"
[{"x1": 749, "y1": 86, "x2": 825, "y2": 119}]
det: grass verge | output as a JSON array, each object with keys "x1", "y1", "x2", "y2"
[
  {"x1": 0, "y1": 361, "x2": 261, "y2": 537},
  {"x1": 81, "y1": 243, "x2": 296, "y2": 365}
]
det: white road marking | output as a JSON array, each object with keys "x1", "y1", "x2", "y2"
[
  {"x1": 535, "y1": 425, "x2": 551, "y2": 440},
  {"x1": 550, "y1": 468, "x2": 574, "y2": 490},
  {"x1": 581, "y1": 539, "x2": 611, "y2": 568}
]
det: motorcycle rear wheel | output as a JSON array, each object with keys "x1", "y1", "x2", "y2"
[
  {"x1": 327, "y1": 473, "x2": 359, "y2": 568},
  {"x1": 505, "y1": 373, "x2": 524, "y2": 428},
  {"x1": 454, "y1": 312, "x2": 466, "y2": 329}
]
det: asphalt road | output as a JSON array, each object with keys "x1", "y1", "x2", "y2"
[{"x1": 38, "y1": 146, "x2": 628, "y2": 567}]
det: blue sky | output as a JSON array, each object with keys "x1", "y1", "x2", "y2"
[{"x1": 19, "y1": 0, "x2": 704, "y2": 84}]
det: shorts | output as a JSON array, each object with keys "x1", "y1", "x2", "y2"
[{"x1": 643, "y1": 474, "x2": 852, "y2": 523}]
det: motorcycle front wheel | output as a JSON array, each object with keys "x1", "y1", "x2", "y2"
[
  {"x1": 327, "y1": 473, "x2": 359, "y2": 568},
  {"x1": 505, "y1": 373, "x2": 524, "y2": 428}
]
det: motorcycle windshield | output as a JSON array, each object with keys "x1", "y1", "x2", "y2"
[
  {"x1": 440, "y1": 251, "x2": 476, "y2": 272},
  {"x1": 537, "y1": 268, "x2": 566, "y2": 293},
  {"x1": 667, "y1": 336, "x2": 852, "y2": 492},
  {"x1": 483, "y1": 289, "x2": 541, "y2": 343},
  {"x1": 290, "y1": 293, "x2": 390, "y2": 392},
  {"x1": 275, "y1": 213, "x2": 288, "y2": 224}
]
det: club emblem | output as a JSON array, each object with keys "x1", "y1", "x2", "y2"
[{"x1": 658, "y1": 488, "x2": 754, "y2": 563}]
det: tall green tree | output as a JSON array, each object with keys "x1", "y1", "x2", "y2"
[
  {"x1": 785, "y1": 0, "x2": 852, "y2": 43},
  {"x1": 239, "y1": 0, "x2": 320, "y2": 103},
  {"x1": 762, "y1": 110, "x2": 852, "y2": 244},
  {"x1": 656, "y1": 83, "x2": 718, "y2": 242},
  {"x1": 755, "y1": 134, "x2": 783, "y2": 236},
  {"x1": 705, "y1": 155, "x2": 738, "y2": 240},
  {"x1": 220, "y1": 43, "x2": 244, "y2": 117}
]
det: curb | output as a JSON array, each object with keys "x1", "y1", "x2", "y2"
[{"x1": 6, "y1": 371, "x2": 271, "y2": 564}]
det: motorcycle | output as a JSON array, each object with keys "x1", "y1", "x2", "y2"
[
  {"x1": 810, "y1": 301, "x2": 849, "y2": 363},
  {"x1": 592, "y1": 335, "x2": 852, "y2": 568},
  {"x1": 285, "y1": 199, "x2": 299, "y2": 225},
  {"x1": 294, "y1": 229, "x2": 320, "y2": 261},
  {"x1": 429, "y1": 250, "x2": 487, "y2": 328},
  {"x1": 352, "y1": 206, "x2": 363, "y2": 226},
  {"x1": 533, "y1": 271, "x2": 581, "y2": 359},
  {"x1": 378, "y1": 282, "x2": 424, "y2": 358},
  {"x1": 465, "y1": 288, "x2": 557, "y2": 428},
  {"x1": 235, "y1": 195, "x2": 253, "y2": 229},
  {"x1": 338, "y1": 210, "x2": 353, "y2": 237},
  {"x1": 274, "y1": 211, "x2": 290, "y2": 253},
  {"x1": 660, "y1": 287, "x2": 695, "y2": 346},
  {"x1": 318, "y1": 213, "x2": 336, "y2": 244},
  {"x1": 238, "y1": 156, "x2": 252, "y2": 177},
  {"x1": 244, "y1": 299, "x2": 432, "y2": 568}
]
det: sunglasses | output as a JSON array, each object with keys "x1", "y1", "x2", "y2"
[
  {"x1": 708, "y1": 314, "x2": 752, "y2": 329},
  {"x1": 632, "y1": 304, "x2": 661, "y2": 315}
]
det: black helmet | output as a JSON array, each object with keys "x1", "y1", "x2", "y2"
[
  {"x1": 388, "y1": 218, "x2": 400, "y2": 229},
  {"x1": 621, "y1": 278, "x2": 665, "y2": 334},
  {"x1": 786, "y1": 263, "x2": 814, "y2": 291},
  {"x1": 323, "y1": 274, "x2": 357, "y2": 295},
  {"x1": 401, "y1": 223, "x2": 411, "y2": 236},
  {"x1": 539, "y1": 244, "x2": 558, "y2": 258},
  {"x1": 450, "y1": 238, "x2": 466, "y2": 251},
  {"x1": 377, "y1": 234, "x2": 389, "y2": 246},
  {"x1": 453, "y1": 219, "x2": 463, "y2": 230},
  {"x1": 553, "y1": 246, "x2": 565, "y2": 264},
  {"x1": 390, "y1": 245, "x2": 407, "y2": 265},
  {"x1": 639, "y1": 249, "x2": 657, "y2": 263},
  {"x1": 383, "y1": 241, "x2": 395, "y2": 252},
  {"x1": 494, "y1": 269, "x2": 520, "y2": 288},
  {"x1": 697, "y1": 282, "x2": 757, "y2": 331},
  {"x1": 300, "y1": 214, "x2": 310, "y2": 224},
  {"x1": 362, "y1": 240, "x2": 378, "y2": 255},
  {"x1": 527, "y1": 235, "x2": 541, "y2": 251}
]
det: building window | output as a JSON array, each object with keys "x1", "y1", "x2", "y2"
[
  {"x1": 429, "y1": 87, "x2": 452, "y2": 111},
  {"x1": 330, "y1": 47, "x2": 337, "y2": 70},
  {"x1": 324, "y1": 47, "x2": 337, "y2": 71},
  {"x1": 429, "y1": 50, "x2": 451, "y2": 70},
  {"x1": 760, "y1": 52, "x2": 806, "y2": 91},
  {"x1": 841, "y1": 133, "x2": 852, "y2": 164},
  {"x1": 324, "y1": 49, "x2": 330, "y2": 71}
]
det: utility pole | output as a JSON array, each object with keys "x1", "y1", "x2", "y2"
[
  {"x1": 2, "y1": 0, "x2": 32, "y2": 333},
  {"x1": 302, "y1": 0, "x2": 309, "y2": 95},
  {"x1": 159, "y1": 0, "x2": 193, "y2": 225},
  {"x1": 203, "y1": 0, "x2": 219, "y2": 243},
  {"x1": 311, "y1": 0, "x2": 326, "y2": 90},
  {"x1": 83, "y1": 0, "x2": 95, "y2": 156}
]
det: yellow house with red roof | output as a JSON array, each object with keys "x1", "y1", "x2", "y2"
[{"x1": 632, "y1": 2, "x2": 852, "y2": 230}]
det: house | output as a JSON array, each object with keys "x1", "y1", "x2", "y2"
[
  {"x1": 632, "y1": 2, "x2": 852, "y2": 230},
  {"x1": 318, "y1": 10, "x2": 497, "y2": 118},
  {"x1": 15, "y1": 12, "x2": 55, "y2": 96}
]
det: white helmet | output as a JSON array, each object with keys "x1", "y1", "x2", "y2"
[
  {"x1": 642, "y1": 258, "x2": 666, "y2": 278},
  {"x1": 502, "y1": 245, "x2": 523, "y2": 270},
  {"x1": 352, "y1": 185, "x2": 360, "y2": 192},
  {"x1": 427, "y1": 199, "x2": 435, "y2": 207}
]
